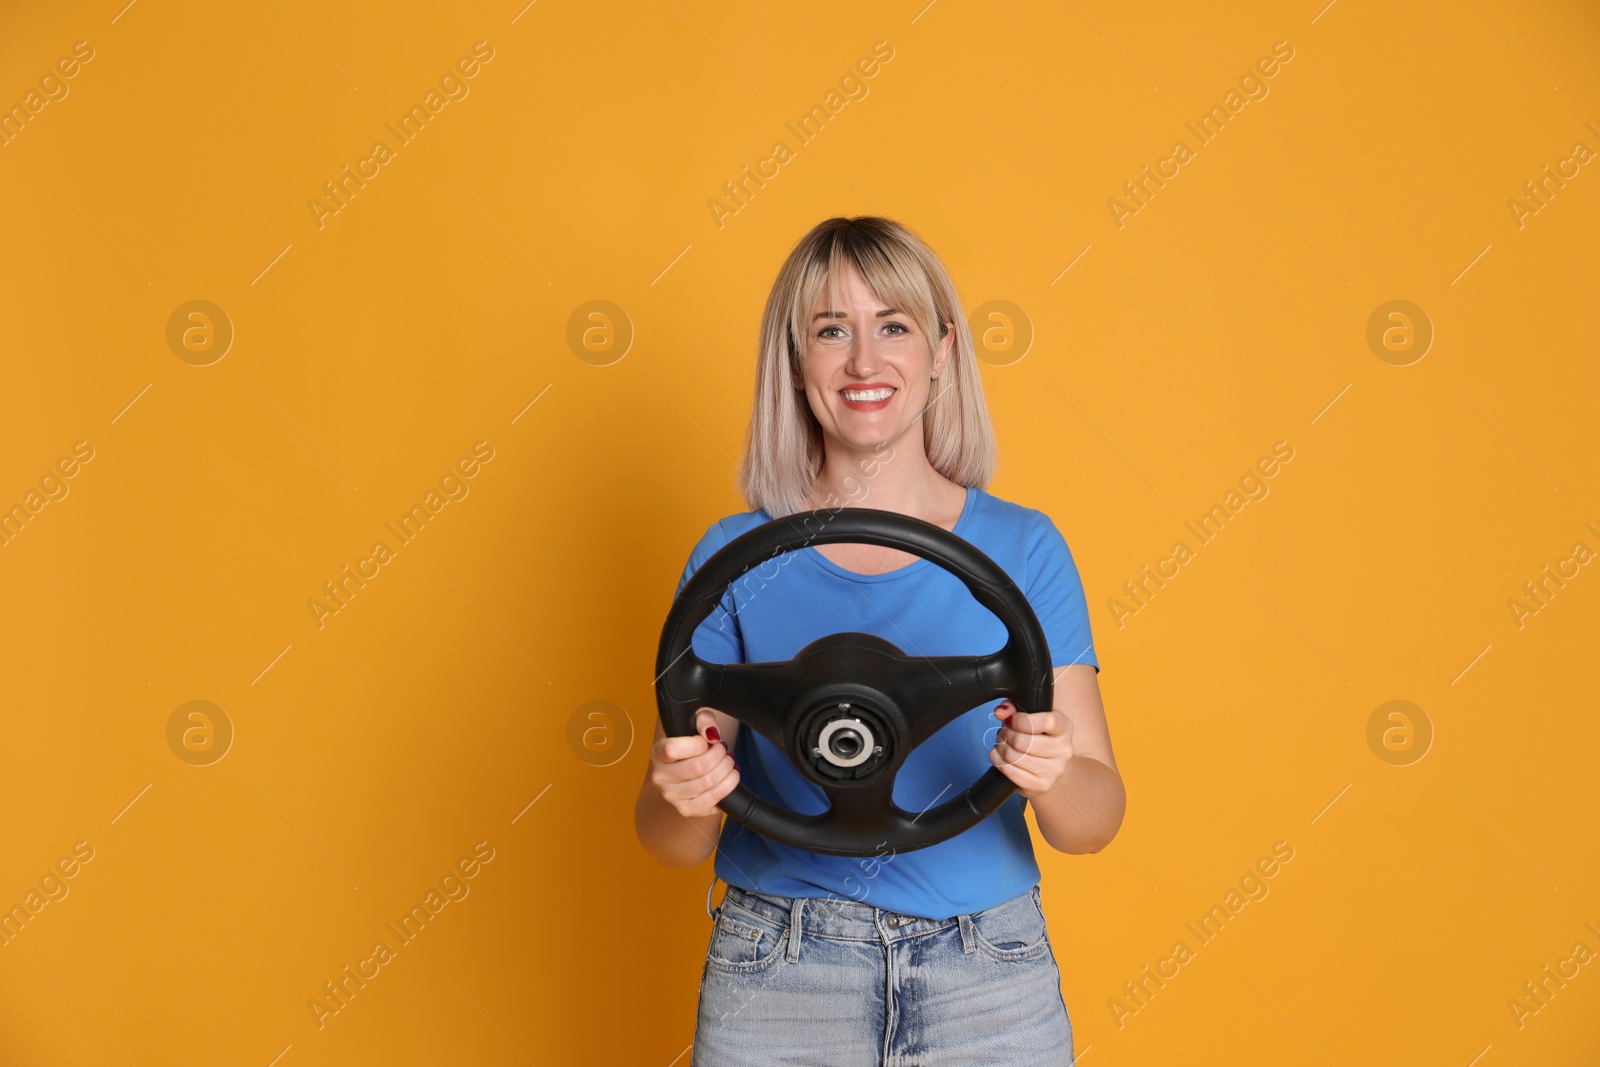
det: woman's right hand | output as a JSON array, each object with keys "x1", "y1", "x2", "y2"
[{"x1": 647, "y1": 707, "x2": 741, "y2": 819}]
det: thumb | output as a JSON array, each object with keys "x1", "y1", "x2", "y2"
[{"x1": 694, "y1": 707, "x2": 725, "y2": 751}]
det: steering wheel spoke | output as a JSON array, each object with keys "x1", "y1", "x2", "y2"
[
  {"x1": 816, "y1": 775, "x2": 902, "y2": 847},
  {"x1": 697, "y1": 659, "x2": 798, "y2": 753},
  {"x1": 892, "y1": 654, "x2": 990, "y2": 747}
]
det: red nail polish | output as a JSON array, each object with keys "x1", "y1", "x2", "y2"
[{"x1": 707, "y1": 726, "x2": 721, "y2": 743}]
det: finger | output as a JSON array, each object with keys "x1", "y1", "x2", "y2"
[
  {"x1": 995, "y1": 740, "x2": 1058, "y2": 774},
  {"x1": 695, "y1": 756, "x2": 742, "y2": 810},
  {"x1": 996, "y1": 729, "x2": 1038, "y2": 761},
  {"x1": 994, "y1": 702, "x2": 1041, "y2": 733},
  {"x1": 661, "y1": 732, "x2": 713, "y2": 762},
  {"x1": 671, "y1": 749, "x2": 736, "y2": 800},
  {"x1": 686, "y1": 764, "x2": 741, "y2": 818},
  {"x1": 654, "y1": 737, "x2": 718, "y2": 782},
  {"x1": 652, "y1": 737, "x2": 688, "y2": 766},
  {"x1": 672, "y1": 743, "x2": 732, "y2": 783},
  {"x1": 660, "y1": 710, "x2": 721, "y2": 762},
  {"x1": 696, "y1": 707, "x2": 732, "y2": 754},
  {"x1": 988, "y1": 745, "x2": 1049, "y2": 793},
  {"x1": 1003, "y1": 706, "x2": 1058, "y2": 735},
  {"x1": 688, "y1": 750, "x2": 739, "y2": 792},
  {"x1": 1002, "y1": 726, "x2": 1073, "y2": 761},
  {"x1": 996, "y1": 719, "x2": 1037, "y2": 754}
]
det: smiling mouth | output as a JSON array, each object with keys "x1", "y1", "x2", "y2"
[{"x1": 840, "y1": 387, "x2": 896, "y2": 403}]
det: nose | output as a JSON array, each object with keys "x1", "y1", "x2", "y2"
[{"x1": 846, "y1": 333, "x2": 884, "y2": 377}]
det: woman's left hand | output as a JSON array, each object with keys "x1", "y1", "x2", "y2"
[{"x1": 989, "y1": 702, "x2": 1074, "y2": 799}]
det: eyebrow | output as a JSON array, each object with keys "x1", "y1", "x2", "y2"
[{"x1": 812, "y1": 308, "x2": 903, "y2": 320}]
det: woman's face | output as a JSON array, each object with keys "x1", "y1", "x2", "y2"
[{"x1": 793, "y1": 261, "x2": 953, "y2": 457}]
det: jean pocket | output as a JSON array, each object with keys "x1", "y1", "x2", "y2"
[
  {"x1": 705, "y1": 900, "x2": 789, "y2": 974},
  {"x1": 970, "y1": 892, "x2": 1051, "y2": 962}
]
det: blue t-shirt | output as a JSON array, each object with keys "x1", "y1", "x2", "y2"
[{"x1": 672, "y1": 484, "x2": 1099, "y2": 919}]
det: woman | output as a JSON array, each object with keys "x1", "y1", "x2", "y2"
[{"x1": 635, "y1": 216, "x2": 1125, "y2": 1065}]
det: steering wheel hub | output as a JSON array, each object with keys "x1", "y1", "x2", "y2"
[
  {"x1": 816, "y1": 714, "x2": 875, "y2": 768},
  {"x1": 803, "y1": 698, "x2": 890, "y2": 779}
]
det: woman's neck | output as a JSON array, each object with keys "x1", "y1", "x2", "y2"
[{"x1": 806, "y1": 448, "x2": 960, "y2": 521}]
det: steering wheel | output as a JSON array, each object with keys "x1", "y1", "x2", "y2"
[{"x1": 655, "y1": 505, "x2": 1054, "y2": 857}]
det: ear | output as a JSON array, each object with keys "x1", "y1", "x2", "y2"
[{"x1": 932, "y1": 322, "x2": 955, "y2": 378}]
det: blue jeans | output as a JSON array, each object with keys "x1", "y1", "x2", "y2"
[{"x1": 694, "y1": 881, "x2": 1075, "y2": 1065}]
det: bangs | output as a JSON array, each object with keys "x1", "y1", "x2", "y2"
[{"x1": 787, "y1": 230, "x2": 942, "y2": 371}]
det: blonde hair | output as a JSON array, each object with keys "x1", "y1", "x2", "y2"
[{"x1": 737, "y1": 216, "x2": 997, "y2": 519}]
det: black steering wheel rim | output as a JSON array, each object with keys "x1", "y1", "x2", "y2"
[{"x1": 656, "y1": 505, "x2": 1054, "y2": 857}]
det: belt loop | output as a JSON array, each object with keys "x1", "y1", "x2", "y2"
[
  {"x1": 705, "y1": 874, "x2": 720, "y2": 919},
  {"x1": 957, "y1": 912, "x2": 976, "y2": 954},
  {"x1": 786, "y1": 897, "x2": 804, "y2": 962}
]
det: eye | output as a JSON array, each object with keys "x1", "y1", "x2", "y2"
[{"x1": 816, "y1": 321, "x2": 910, "y2": 340}]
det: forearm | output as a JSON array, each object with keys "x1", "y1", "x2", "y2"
[
  {"x1": 1027, "y1": 755, "x2": 1126, "y2": 854},
  {"x1": 634, "y1": 783, "x2": 725, "y2": 867}
]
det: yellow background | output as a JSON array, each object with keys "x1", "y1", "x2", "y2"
[{"x1": 2, "y1": 0, "x2": 1597, "y2": 1063}]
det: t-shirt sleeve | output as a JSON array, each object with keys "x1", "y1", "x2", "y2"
[
  {"x1": 674, "y1": 519, "x2": 746, "y2": 666},
  {"x1": 1025, "y1": 513, "x2": 1099, "y2": 673}
]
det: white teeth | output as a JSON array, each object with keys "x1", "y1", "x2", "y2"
[{"x1": 842, "y1": 387, "x2": 894, "y2": 402}]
